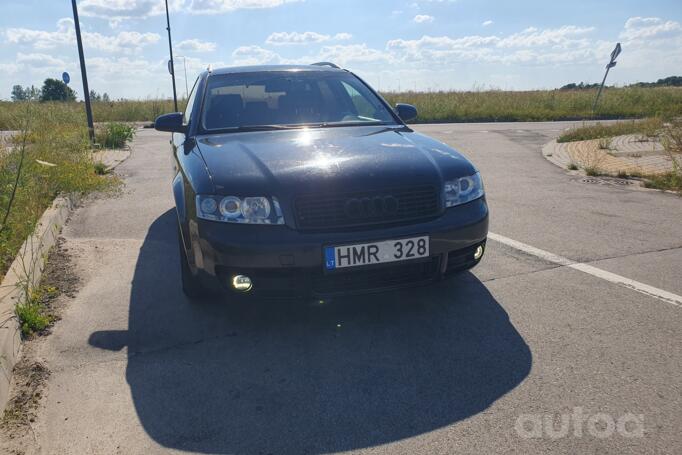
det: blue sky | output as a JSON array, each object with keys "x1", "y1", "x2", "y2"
[{"x1": 1, "y1": 0, "x2": 681, "y2": 99}]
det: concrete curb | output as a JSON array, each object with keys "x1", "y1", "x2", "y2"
[
  {"x1": 542, "y1": 136, "x2": 675, "y2": 176},
  {"x1": 0, "y1": 195, "x2": 78, "y2": 412},
  {"x1": 92, "y1": 148, "x2": 131, "y2": 172},
  {"x1": 542, "y1": 140, "x2": 573, "y2": 169}
]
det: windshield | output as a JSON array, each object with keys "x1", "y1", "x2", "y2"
[{"x1": 201, "y1": 71, "x2": 398, "y2": 131}]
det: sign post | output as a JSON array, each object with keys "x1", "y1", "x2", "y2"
[
  {"x1": 165, "y1": 0, "x2": 179, "y2": 112},
  {"x1": 71, "y1": 0, "x2": 95, "y2": 142},
  {"x1": 592, "y1": 42, "x2": 621, "y2": 113}
]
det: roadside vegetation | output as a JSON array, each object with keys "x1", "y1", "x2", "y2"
[
  {"x1": 560, "y1": 117, "x2": 682, "y2": 194},
  {"x1": 15, "y1": 286, "x2": 58, "y2": 337},
  {"x1": 0, "y1": 103, "x2": 120, "y2": 284},
  {"x1": 557, "y1": 118, "x2": 664, "y2": 143},
  {"x1": 2, "y1": 86, "x2": 682, "y2": 129},
  {"x1": 644, "y1": 119, "x2": 682, "y2": 193},
  {"x1": 382, "y1": 86, "x2": 682, "y2": 123},
  {"x1": 95, "y1": 122, "x2": 136, "y2": 149}
]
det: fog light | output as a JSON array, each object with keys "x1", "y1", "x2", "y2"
[
  {"x1": 474, "y1": 245, "x2": 484, "y2": 260},
  {"x1": 232, "y1": 275, "x2": 253, "y2": 292}
]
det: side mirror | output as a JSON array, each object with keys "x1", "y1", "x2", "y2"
[
  {"x1": 395, "y1": 103, "x2": 418, "y2": 122},
  {"x1": 154, "y1": 112, "x2": 185, "y2": 133}
]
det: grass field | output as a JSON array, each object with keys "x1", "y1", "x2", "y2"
[
  {"x1": 1, "y1": 86, "x2": 682, "y2": 129},
  {"x1": 0, "y1": 104, "x2": 116, "y2": 283},
  {"x1": 382, "y1": 86, "x2": 682, "y2": 123},
  {"x1": 557, "y1": 118, "x2": 664, "y2": 142}
]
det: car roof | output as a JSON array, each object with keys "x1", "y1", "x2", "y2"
[{"x1": 207, "y1": 64, "x2": 346, "y2": 76}]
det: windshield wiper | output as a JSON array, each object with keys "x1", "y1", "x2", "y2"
[
  {"x1": 209, "y1": 123, "x2": 404, "y2": 133},
  {"x1": 218, "y1": 125, "x2": 301, "y2": 133},
  {"x1": 307, "y1": 121, "x2": 401, "y2": 129}
]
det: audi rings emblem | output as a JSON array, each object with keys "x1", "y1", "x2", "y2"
[{"x1": 344, "y1": 195, "x2": 399, "y2": 218}]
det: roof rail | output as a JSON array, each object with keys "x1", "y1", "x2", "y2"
[{"x1": 311, "y1": 62, "x2": 341, "y2": 69}]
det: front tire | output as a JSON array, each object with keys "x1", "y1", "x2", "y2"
[{"x1": 178, "y1": 228, "x2": 207, "y2": 299}]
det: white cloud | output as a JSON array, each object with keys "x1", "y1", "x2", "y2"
[
  {"x1": 188, "y1": 0, "x2": 303, "y2": 14},
  {"x1": 496, "y1": 25, "x2": 594, "y2": 48},
  {"x1": 86, "y1": 31, "x2": 161, "y2": 53},
  {"x1": 482, "y1": 20, "x2": 493, "y2": 27},
  {"x1": 4, "y1": 18, "x2": 74, "y2": 49},
  {"x1": 386, "y1": 24, "x2": 600, "y2": 67},
  {"x1": 231, "y1": 45, "x2": 280, "y2": 65},
  {"x1": 414, "y1": 15, "x2": 434, "y2": 24},
  {"x1": 171, "y1": 55, "x2": 222, "y2": 76},
  {"x1": 620, "y1": 17, "x2": 682, "y2": 41},
  {"x1": 78, "y1": 0, "x2": 182, "y2": 19},
  {"x1": 87, "y1": 56, "x2": 160, "y2": 77},
  {"x1": 314, "y1": 44, "x2": 395, "y2": 65},
  {"x1": 238, "y1": 25, "x2": 604, "y2": 73},
  {"x1": 4, "y1": 18, "x2": 160, "y2": 53},
  {"x1": 0, "y1": 63, "x2": 21, "y2": 74},
  {"x1": 77, "y1": 0, "x2": 301, "y2": 19},
  {"x1": 177, "y1": 39, "x2": 217, "y2": 53},
  {"x1": 15, "y1": 52, "x2": 67, "y2": 69},
  {"x1": 230, "y1": 43, "x2": 394, "y2": 68},
  {"x1": 265, "y1": 31, "x2": 352, "y2": 45}
]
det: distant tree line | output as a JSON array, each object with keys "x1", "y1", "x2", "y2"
[
  {"x1": 560, "y1": 76, "x2": 682, "y2": 90},
  {"x1": 629, "y1": 76, "x2": 682, "y2": 88},
  {"x1": 10, "y1": 79, "x2": 110, "y2": 102},
  {"x1": 89, "y1": 90, "x2": 111, "y2": 102}
]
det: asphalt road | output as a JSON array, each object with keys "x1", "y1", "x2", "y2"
[{"x1": 7, "y1": 122, "x2": 682, "y2": 454}]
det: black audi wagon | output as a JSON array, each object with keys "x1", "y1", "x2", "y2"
[{"x1": 154, "y1": 63, "x2": 488, "y2": 299}]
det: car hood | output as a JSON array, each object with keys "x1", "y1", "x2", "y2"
[{"x1": 195, "y1": 125, "x2": 477, "y2": 196}]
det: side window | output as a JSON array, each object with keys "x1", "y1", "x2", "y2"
[
  {"x1": 340, "y1": 81, "x2": 375, "y2": 118},
  {"x1": 183, "y1": 77, "x2": 200, "y2": 125}
]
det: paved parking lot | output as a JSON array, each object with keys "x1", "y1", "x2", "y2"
[{"x1": 4, "y1": 122, "x2": 681, "y2": 454}]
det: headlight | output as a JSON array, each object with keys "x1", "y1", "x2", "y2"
[
  {"x1": 196, "y1": 195, "x2": 285, "y2": 225},
  {"x1": 444, "y1": 172, "x2": 484, "y2": 208}
]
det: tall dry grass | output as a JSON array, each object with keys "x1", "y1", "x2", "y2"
[
  {"x1": 382, "y1": 86, "x2": 682, "y2": 123},
  {"x1": 2, "y1": 86, "x2": 681, "y2": 129},
  {"x1": 0, "y1": 103, "x2": 116, "y2": 279}
]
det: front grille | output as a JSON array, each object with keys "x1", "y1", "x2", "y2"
[
  {"x1": 312, "y1": 257, "x2": 440, "y2": 295},
  {"x1": 295, "y1": 186, "x2": 440, "y2": 230}
]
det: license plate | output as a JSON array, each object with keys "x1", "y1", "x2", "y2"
[{"x1": 324, "y1": 236, "x2": 429, "y2": 270}]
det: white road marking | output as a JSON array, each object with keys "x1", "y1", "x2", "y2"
[{"x1": 488, "y1": 232, "x2": 682, "y2": 308}]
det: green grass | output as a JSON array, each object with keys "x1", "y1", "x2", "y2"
[
  {"x1": 0, "y1": 103, "x2": 116, "y2": 280},
  {"x1": 16, "y1": 300, "x2": 50, "y2": 337},
  {"x1": 383, "y1": 86, "x2": 682, "y2": 123},
  {"x1": 93, "y1": 162, "x2": 108, "y2": 175},
  {"x1": 95, "y1": 122, "x2": 135, "y2": 149},
  {"x1": 597, "y1": 137, "x2": 612, "y2": 150},
  {"x1": 15, "y1": 286, "x2": 58, "y2": 337},
  {"x1": 1, "y1": 86, "x2": 682, "y2": 129},
  {"x1": 584, "y1": 166, "x2": 603, "y2": 177},
  {"x1": 643, "y1": 120, "x2": 682, "y2": 193},
  {"x1": 643, "y1": 171, "x2": 682, "y2": 193},
  {"x1": 557, "y1": 118, "x2": 664, "y2": 143},
  {"x1": 0, "y1": 99, "x2": 182, "y2": 130}
]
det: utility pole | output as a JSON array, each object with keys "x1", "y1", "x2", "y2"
[
  {"x1": 165, "y1": 0, "x2": 178, "y2": 111},
  {"x1": 71, "y1": 0, "x2": 95, "y2": 142},
  {"x1": 176, "y1": 56, "x2": 190, "y2": 98}
]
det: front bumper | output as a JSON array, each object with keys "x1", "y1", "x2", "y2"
[{"x1": 187, "y1": 197, "x2": 489, "y2": 298}]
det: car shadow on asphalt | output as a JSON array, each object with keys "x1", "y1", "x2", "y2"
[{"x1": 89, "y1": 209, "x2": 532, "y2": 454}]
